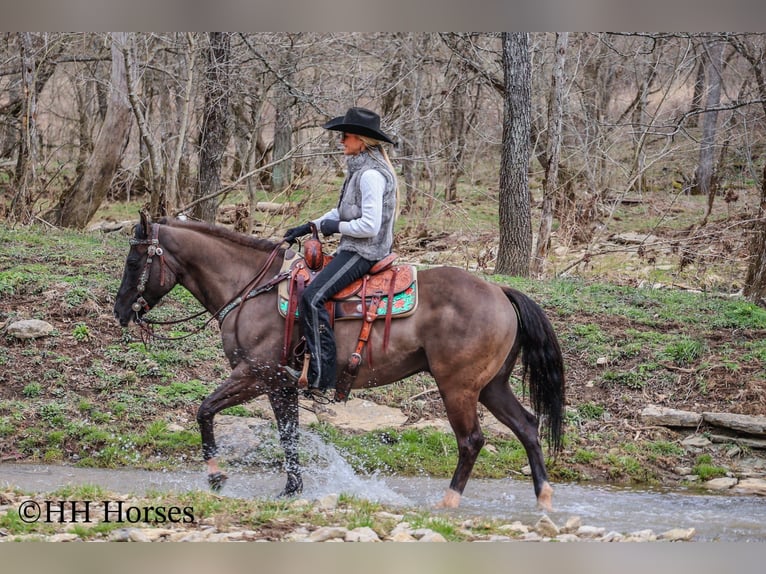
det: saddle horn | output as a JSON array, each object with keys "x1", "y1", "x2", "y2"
[{"x1": 303, "y1": 222, "x2": 325, "y2": 271}]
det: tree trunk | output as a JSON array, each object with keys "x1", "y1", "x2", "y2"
[
  {"x1": 193, "y1": 32, "x2": 232, "y2": 223},
  {"x1": 270, "y1": 38, "x2": 297, "y2": 194},
  {"x1": 166, "y1": 32, "x2": 196, "y2": 214},
  {"x1": 124, "y1": 38, "x2": 165, "y2": 215},
  {"x1": 743, "y1": 163, "x2": 766, "y2": 306},
  {"x1": 444, "y1": 74, "x2": 466, "y2": 204},
  {"x1": 688, "y1": 58, "x2": 705, "y2": 128},
  {"x1": 693, "y1": 38, "x2": 724, "y2": 224},
  {"x1": 532, "y1": 32, "x2": 567, "y2": 277},
  {"x1": 44, "y1": 32, "x2": 132, "y2": 229},
  {"x1": 496, "y1": 33, "x2": 532, "y2": 277},
  {"x1": 10, "y1": 33, "x2": 37, "y2": 224}
]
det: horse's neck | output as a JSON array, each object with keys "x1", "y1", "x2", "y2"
[{"x1": 167, "y1": 227, "x2": 275, "y2": 313}]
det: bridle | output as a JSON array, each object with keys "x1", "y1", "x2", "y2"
[
  {"x1": 127, "y1": 222, "x2": 287, "y2": 341},
  {"x1": 129, "y1": 223, "x2": 171, "y2": 316}
]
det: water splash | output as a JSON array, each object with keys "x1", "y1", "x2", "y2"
[
  {"x1": 213, "y1": 420, "x2": 409, "y2": 504},
  {"x1": 297, "y1": 429, "x2": 411, "y2": 506}
]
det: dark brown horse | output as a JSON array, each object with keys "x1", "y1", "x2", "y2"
[{"x1": 113, "y1": 214, "x2": 565, "y2": 510}]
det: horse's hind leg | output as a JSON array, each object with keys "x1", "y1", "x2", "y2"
[
  {"x1": 267, "y1": 386, "x2": 303, "y2": 497},
  {"x1": 196, "y1": 369, "x2": 263, "y2": 491},
  {"x1": 435, "y1": 389, "x2": 485, "y2": 509},
  {"x1": 479, "y1": 376, "x2": 554, "y2": 511}
]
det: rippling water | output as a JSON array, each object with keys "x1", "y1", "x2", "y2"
[{"x1": 1, "y1": 428, "x2": 764, "y2": 542}]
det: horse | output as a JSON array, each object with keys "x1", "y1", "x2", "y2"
[{"x1": 113, "y1": 213, "x2": 565, "y2": 510}]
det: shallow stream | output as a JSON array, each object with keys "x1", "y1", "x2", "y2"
[{"x1": 2, "y1": 444, "x2": 764, "y2": 542}]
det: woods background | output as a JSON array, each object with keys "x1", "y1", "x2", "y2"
[{"x1": 1, "y1": 32, "x2": 765, "y2": 301}]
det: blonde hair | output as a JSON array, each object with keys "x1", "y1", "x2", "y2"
[{"x1": 358, "y1": 135, "x2": 400, "y2": 224}]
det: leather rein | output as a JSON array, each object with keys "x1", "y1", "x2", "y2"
[{"x1": 129, "y1": 223, "x2": 287, "y2": 342}]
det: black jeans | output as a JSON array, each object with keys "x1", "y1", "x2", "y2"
[{"x1": 299, "y1": 251, "x2": 374, "y2": 390}]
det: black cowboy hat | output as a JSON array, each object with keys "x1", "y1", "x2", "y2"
[{"x1": 322, "y1": 107, "x2": 394, "y2": 144}]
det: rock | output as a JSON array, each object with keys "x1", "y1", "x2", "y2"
[
  {"x1": 561, "y1": 516, "x2": 582, "y2": 534},
  {"x1": 345, "y1": 527, "x2": 380, "y2": 542},
  {"x1": 681, "y1": 435, "x2": 711, "y2": 448},
  {"x1": 703, "y1": 477, "x2": 738, "y2": 490},
  {"x1": 6, "y1": 319, "x2": 54, "y2": 339},
  {"x1": 317, "y1": 493, "x2": 339, "y2": 511},
  {"x1": 307, "y1": 526, "x2": 348, "y2": 542},
  {"x1": 87, "y1": 220, "x2": 134, "y2": 233},
  {"x1": 417, "y1": 530, "x2": 447, "y2": 542},
  {"x1": 641, "y1": 405, "x2": 702, "y2": 427},
  {"x1": 48, "y1": 533, "x2": 80, "y2": 542},
  {"x1": 703, "y1": 412, "x2": 766, "y2": 437},
  {"x1": 733, "y1": 478, "x2": 766, "y2": 496},
  {"x1": 314, "y1": 399, "x2": 408, "y2": 431},
  {"x1": 533, "y1": 515, "x2": 559, "y2": 537},
  {"x1": 599, "y1": 531, "x2": 624, "y2": 542},
  {"x1": 710, "y1": 435, "x2": 766, "y2": 450},
  {"x1": 673, "y1": 466, "x2": 693, "y2": 476},
  {"x1": 660, "y1": 527, "x2": 696, "y2": 541},
  {"x1": 576, "y1": 525, "x2": 605, "y2": 538},
  {"x1": 625, "y1": 529, "x2": 657, "y2": 542},
  {"x1": 141, "y1": 528, "x2": 175, "y2": 542},
  {"x1": 389, "y1": 530, "x2": 417, "y2": 542},
  {"x1": 108, "y1": 528, "x2": 133, "y2": 542},
  {"x1": 555, "y1": 533, "x2": 580, "y2": 542},
  {"x1": 521, "y1": 531, "x2": 543, "y2": 541},
  {"x1": 129, "y1": 529, "x2": 152, "y2": 542},
  {"x1": 498, "y1": 522, "x2": 529, "y2": 535}
]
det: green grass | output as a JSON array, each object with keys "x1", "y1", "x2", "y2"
[{"x1": 313, "y1": 423, "x2": 528, "y2": 479}]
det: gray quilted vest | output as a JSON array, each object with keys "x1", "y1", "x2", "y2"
[{"x1": 336, "y1": 148, "x2": 396, "y2": 261}]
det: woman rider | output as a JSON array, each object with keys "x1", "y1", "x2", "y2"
[{"x1": 283, "y1": 107, "x2": 398, "y2": 399}]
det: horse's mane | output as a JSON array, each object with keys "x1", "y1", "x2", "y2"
[{"x1": 158, "y1": 217, "x2": 282, "y2": 253}]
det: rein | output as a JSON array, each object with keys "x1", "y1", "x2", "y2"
[{"x1": 130, "y1": 223, "x2": 287, "y2": 342}]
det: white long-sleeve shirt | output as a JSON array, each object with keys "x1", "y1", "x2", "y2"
[{"x1": 313, "y1": 169, "x2": 386, "y2": 238}]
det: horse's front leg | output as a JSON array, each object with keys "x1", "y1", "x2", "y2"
[
  {"x1": 197, "y1": 367, "x2": 263, "y2": 491},
  {"x1": 267, "y1": 386, "x2": 303, "y2": 497}
]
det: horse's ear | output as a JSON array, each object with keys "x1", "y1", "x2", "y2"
[{"x1": 138, "y1": 210, "x2": 151, "y2": 238}]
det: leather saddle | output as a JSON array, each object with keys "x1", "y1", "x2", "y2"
[
  {"x1": 278, "y1": 250, "x2": 417, "y2": 321},
  {"x1": 278, "y1": 231, "x2": 418, "y2": 401}
]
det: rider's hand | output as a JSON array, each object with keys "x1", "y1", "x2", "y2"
[
  {"x1": 283, "y1": 222, "x2": 312, "y2": 246},
  {"x1": 319, "y1": 219, "x2": 341, "y2": 237}
]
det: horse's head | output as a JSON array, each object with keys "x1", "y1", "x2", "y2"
[{"x1": 113, "y1": 212, "x2": 178, "y2": 326}]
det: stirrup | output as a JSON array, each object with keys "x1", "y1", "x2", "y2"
[{"x1": 282, "y1": 365, "x2": 302, "y2": 384}]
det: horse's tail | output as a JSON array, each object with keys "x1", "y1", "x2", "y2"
[{"x1": 502, "y1": 286, "x2": 565, "y2": 453}]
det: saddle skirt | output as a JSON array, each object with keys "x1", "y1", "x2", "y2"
[{"x1": 277, "y1": 249, "x2": 418, "y2": 320}]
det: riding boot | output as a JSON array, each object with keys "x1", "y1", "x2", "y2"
[
  {"x1": 314, "y1": 324, "x2": 337, "y2": 391},
  {"x1": 304, "y1": 323, "x2": 337, "y2": 391},
  {"x1": 299, "y1": 251, "x2": 373, "y2": 395}
]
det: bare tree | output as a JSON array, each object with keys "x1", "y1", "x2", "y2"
[
  {"x1": 270, "y1": 35, "x2": 298, "y2": 194},
  {"x1": 532, "y1": 33, "x2": 568, "y2": 277},
  {"x1": 193, "y1": 32, "x2": 232, "y2": 223},
  {"x1": 729, "y1": 33, "x2": 766, "y2": 304},
  {"x1": 44, "y1": 32, "x2": 132, "y2": 228},
  {"x1": 9, "y1": 33, "x2": 37, "y2": 223},
  {"x1": 496, "y1": 33, "x2": 532, "y2": 276},
  {"x1": 693, "y1": 35, "x2": 725, "y2": 223}
]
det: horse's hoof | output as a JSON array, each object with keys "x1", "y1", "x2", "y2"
[
  {"x1": 435, "y1": 489, "x2": 461, "y2": 509},
  {"x1": 208, "y1": 471, "x2": 228, "y2": 492},
  {"x1": 537, "y1": 481, "x2": 554, "y2": 512}
]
